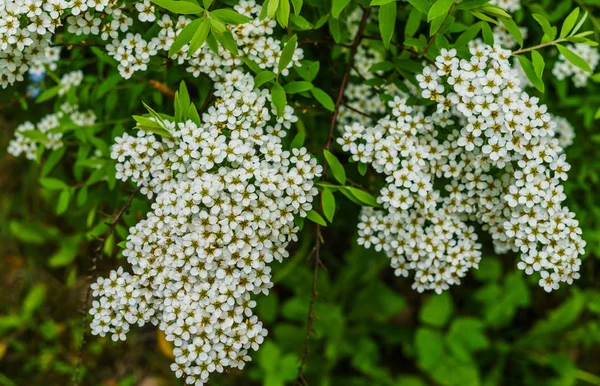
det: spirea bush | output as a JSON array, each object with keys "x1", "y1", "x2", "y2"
[{"x1": 3, "y1": 0, "x2": 600, "y2": 385}]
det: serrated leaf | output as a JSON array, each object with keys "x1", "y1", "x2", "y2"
[
  {"x1": 379, "y1": 1, "x2": 397, "y2": 49},
  {"x1": 311, "y1": 88, "x2": 335, "y2": 111},
  {"x1": 427, "y1": 0, "x2": 453, "y2": 22},
  {"x1": 306, "y1": 210, "x2": 327, "y2": 226},
  {"x1": 557, "y1": 44, "x2": 593, "y2": 72},
  {"x1": 321, "y1": 188, "x2": 336, "y2": 222},
  {"x1": 323, "y1": 150, "x2": 346, "y2": 185},
  {"x1": 278, "y1": 35, "x2": 298, "y2": 74}
]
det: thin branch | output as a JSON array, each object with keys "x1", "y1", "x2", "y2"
[
  {"x1": 72, "y1": 186, "x2": 140, "y2": 386},
  {"x1": 424, "y1": 0, "x2": 456, "y2": 55},
  {"x1": 198, "y1": 91, "x2": 215, "y2": 116},
  {"x1": 511, "y1": 39, "x2": 565, "y2": 55},
  {"x1": 295, "y1": 7, "x2": 371, "y2": 384},
  {"x1": 342, "y1": 102, "x2": 377, "y2": 120}
]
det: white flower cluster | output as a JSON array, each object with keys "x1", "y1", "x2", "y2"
[
  {"x1": 8, "y1": 102, "x2": 96, "y2": 160},
  {"x1": 553, "y1": 44, "x2": 599, "y2": 87},
  {"x1": 58, "y1": 69, "x2": 83, "y2": 95},
  {"x1": 491, "y1": 0, "x2": 521, "y2": 13},
  {"x1": 339, "y1": 44, "x2": 584, "y2": 293},
  {"x1": 0, "y1": 0, "x2": 301, "y2": 85},
  {"x1": 90, "y1": 70, "x2": 322, "y2": 385}
]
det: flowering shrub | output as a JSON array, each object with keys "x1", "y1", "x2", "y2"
[{"x1": 3, "y1": 0, "x2": 600, "y2": 385}]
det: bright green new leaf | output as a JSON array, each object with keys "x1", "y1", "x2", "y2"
[
  {"x1": 210, "y1": 8, "x2": 252, "y2": 24},
  {"x1": 323, "y1": 150, "x2": 346, "y2": 185},
  {"x1": 276, "y1": 0, "x2": 290, "y2": 27},
  {"x1": 427, "y1": 0, "x2": 453, "y2": 22},
  {"x1": 278, "y1": 35, "x2": 298, "y2": 74},
  {"x1": 379, "y1": 1, "x2": 396, "y2": 49},
  {"x1": 290, "y1": 131, "x2": 305, "y2": 149},
  {"x1": 420, "y1": 292, "x2": 453, "y2": 327},
  {"x1": 531, "y1": 50, "x2": 545, "y2": 79},
  {"x1": 346, "y1": 187, "x2": 378, "y2": 206},
  {"x1": 36, "y1": 86, "x2": 61, "y2": 104},
  {"x1": 332, "y1": 0, "x2": 351, "y2": 18},
  {"x1": 284, "y1": 81, "x2": 313, "y2": 94},
  {"x1": 255, "y1": 70, "x2": 277, "y2": 88},
  {"x1": 212, "y1": 29, "x2": 239, "y2": 55},
  {"x1": 150, "y1": 0, "x2": 204, "y2": 14},
  {"x1": 56, "y1": 189, "x2": 72, "y2": 215},
  {"x1": 188, "y1": 18, "x2": 211, "y2": 55},
  {"x1": 169, "y1": 18, "x2": 203, "y2": 57},
  {"x1": 532, "y1": 13, "x2": 556, "y2": 40},
  {"x1": 516, "y1": 55, "x2": 544, "y2": 92},
  {"x1": 321, "y1": 188, "x2": 336, "y2": 222},
  {"x1": 40, "y1": 177, "x2": 69, "y2": 190},
  {"x1": 311, "y1": 88, "x2": 335, "y2": 111},
  {"x1": 306, "y1": 210, "x2": 327, "y2": 226},
  {"x1": 271, "y1": 82, "x2": 287, "y2": 117},
  {"x1": 560, "y1": 7, "x2": 580, "y2": 38},
  {"x1": 501, "y1": 17, "x2": 523, "y2": 48},
  {"x1": 557, "y1": 44, "x2": 593, "y2": 72}
]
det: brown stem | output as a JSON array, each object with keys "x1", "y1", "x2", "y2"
[
  {"x1": 511, "y1": 39, "x2": 565, "y2": 55},
  {"x1": 72, "y1": 186, "x2": 140, "y2": 386},
  {"x1": 295, "y1": 7, "x2": 371, "y2": 384}
]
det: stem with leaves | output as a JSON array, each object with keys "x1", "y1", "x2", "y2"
[
  {"x1": 295, "y1": 7, "x2": 371, "y2": 385},
  {"x1": 512, "y1": 39, "x2": 566, "y2": 55},
  {"x1": 72, "y1": 186, "x2": 140, "y2": 386}
]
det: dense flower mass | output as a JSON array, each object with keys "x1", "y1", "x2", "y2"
[
  {"x1": 339, "y1": 44, "x2": 584, "y2": 293},
  {"x1": 0, "y1": 0, "x2": 301, "y2": 85},
  {"x1": 553, "y1": 43, "x2": 599, "y2": 87},
  {"x1": 89, "y1": 71, "x2": 322, "y2": 385},
  {"x1": 8, "y1": 103, "x2": 96, "y2": 160}
]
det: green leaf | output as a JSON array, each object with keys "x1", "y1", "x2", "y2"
[
  {"x1": 212, "y1": 29, "x2": 239, "y2": 55},
  {"x1": 455, "y1": 22, "x2": 482, "y2": 47},
  {"x1": 169, "y1": 18, "x2": 203, "y2": 56},
  {"x1": 332, "y1": 0, "x2": 351, "y2": 18},
  {"x1": 210, "y1": 8, "x2": 252, "y2": 24},
  {"x1": 405, "y1": 6, "x2": 422, "y2": 39},
  {"x1": 48, "y1": 236, "x2": 81, "y2": 267},
  {"x1": 358, "y1": 162, "x2": 367, "y2": 176},
  {"x1": 290, "y1": 14, "x2": 313, "y2": 30},
  {"x1": 150, "y1": 0, "x2": 204, "y2": 14},
  {"x1": 323, "y1": 150, "x2": 346, "y2": 185},
  {"x1": 516, "y1": 55, "x2": 544, "y2": 92},
  {"x1": 479, "y1": 5, "x2": 510, "y2": 19},
  {"x1": 97, "y1": 74, "x2": 122, "y2": 98},
  {"x1": 379, "y1": 1, "x2": 397, "y2": 49},
  {"x1": 56, "y1": 189, "x2": 72, "y2": 215},
  {"x1": 276, "y1": 0, "x2": 290, "y2": 27},
  {"x1": 290, "y1": 131, "x2": 305, "y2": 148},
  {"x1": 40, "y1": 177, "x2": 68, "y2": 190},
  {"x1": 531, "y1": 50, "x2": 545, "y2": 79},
  {"x1": 9, "y1": 221, "x2": 48, "y2": 244},
  {"x1": 284, "y1": 81, "x2": 313, "y2": 93},
  {"x1": 267, "y1": 0, "x2": 280, "y2": 18},
  {"x1": 41, "y1": 147, "x2": 66, "y2": 177},
  {"x1": 471, "y1": 10, "x2": 497, "y2": 25},
  {"x1": 572, "y1": 11, "x2": 588, "y2": 36},
  {"x1": 188, "y1": 18, "x2": 211, "y2": 56},
  {"x1": 427, "y1": 0, "x2": 454, "y2": 22},
  {"x1": 278, "y1": 35, "x2": 298, "y2": 74},
  {"x1": 420, "y1": 292, "x2": 453, "y2": 327},
  {"x1": 501, "y1": 17, "x2": 523, "y2": 48},
  {"x1": 255, "y1": 70, "x2": 277, "y2": 88},
  {"x1": 36, "y1": 85, "x2": 61, "y2": 104},
  {"x1": 311, "y1": 88, "x2": 335, "y2": 111},
  {"x1": 306, "y1": 210, "x2": 327, "y2": 226},
  {"x1": 560, "y1": 7, "x2": 580, "y2": 38},
  {"x1": 557, "y1": 44, "x2": 593, "y2": 72},
  {"x1": 346, "y1": 187, "x2": 378, "y2": 206},
  {"x1": 407, "y1": 0, "x2": 432, "y2": 14},
  {"x1": 189, "y1": 103, "x2": 201, "y2": 125},
  {"x1": 415, "y1": 328, "x2": 444, "y2": 370},
  {"x1": 533, "y1": 13, "x2": 556, "y2": 40},
  {"x1": 22, "y1": 284, "x2": 46, "y2": 316},
  {"x1": 271, "y1": 82, "x2": 287, "y2": 117},
  {"x1": 371, "y1": 0, "x2": 396, "y2": 4},
  {"x1": 290, "y1": 0, "x2": 302, "y2": 15},
  {"x1": 321, "y1": 188, "x2": 336, "y2": 222}
]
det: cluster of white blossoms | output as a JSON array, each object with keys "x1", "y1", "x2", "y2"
[
  {"x1": 490, "y1": 0, "x2": 521, "y2": 13},
  {"x1": 0, "y1": 0, "x2": 301, "y2": 85},
  {"x1": 339, "y1": 44, "x2": 584, "y2": 293},
  {"x1": 553, "y1": 44, "x2": 599, "y2": 87},
  {"x1": 89, "y1": 70, "x2": 322, "y2": 385},
  {"x1": 8, "y1": 103, "x2": 96, "y2": 160},
  {"x1": 58, "y1": 69, "x2": 83, "y2": 95}
]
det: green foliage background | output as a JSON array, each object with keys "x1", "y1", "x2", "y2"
[{"x1": 2, "y1": 0, "x2": 600, "y2": 385}]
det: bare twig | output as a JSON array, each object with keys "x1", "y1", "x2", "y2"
[
  {"x1": 342, "y1": 102, "x2": 377, "y2": 120},
  {"x1": 295, "y1": 7, "x2": 371, "y2": 384},
  {"x1": 72, "y1": 186, "x2": 140, "y2": 386}
]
